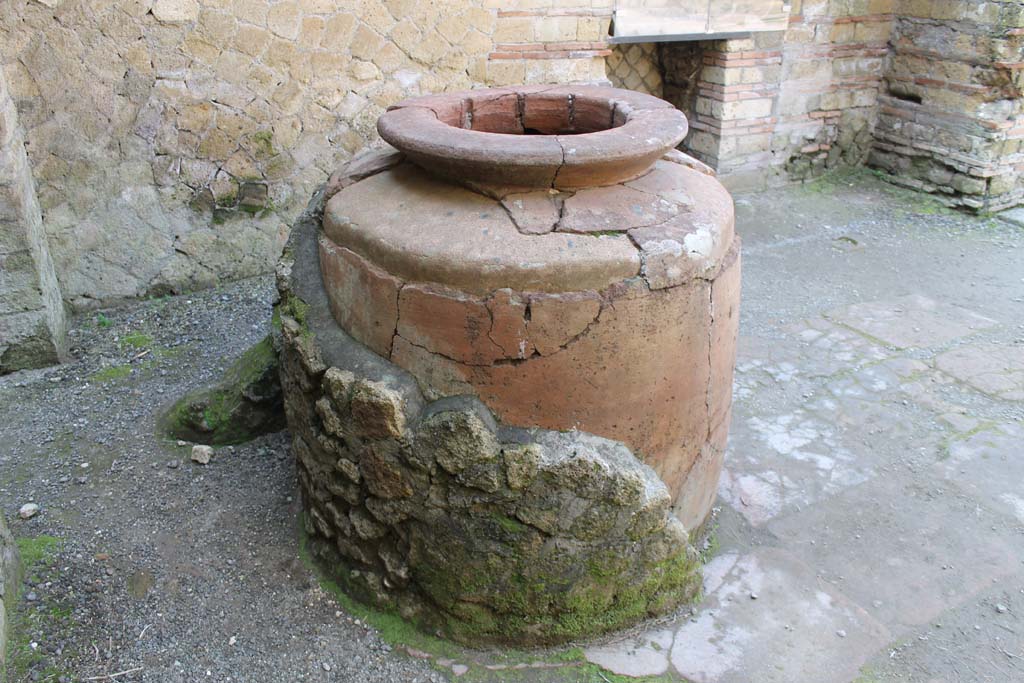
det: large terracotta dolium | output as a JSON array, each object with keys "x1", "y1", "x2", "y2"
[
  {"x1": 323, "y1": 85, "x2": 739, "y2": 533},
  {"x1": 280, "y1": 85, "x2": 740, "y2": 645}
]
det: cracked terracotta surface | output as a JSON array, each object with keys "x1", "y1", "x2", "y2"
[
  {"x1": 318, "y1": 236, "x2": 400, "y2": 358},
  {"x1": 320, "y1": 87, "x2": 739, "y2": 531},
  {"x1": 323, "y1": 164, "x2": 642, "y2": 295}
]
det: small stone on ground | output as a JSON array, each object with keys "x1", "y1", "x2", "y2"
[{"x1": 190, "y1": 444, "x2": 213, "y2": 464}]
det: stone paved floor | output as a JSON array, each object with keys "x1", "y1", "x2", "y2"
[{"x1": 578, "y1": 172, "x2": 1024, "y2": 682}]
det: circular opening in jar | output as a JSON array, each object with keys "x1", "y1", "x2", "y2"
[
  {"x1": 436, "y1": 92, "x2": 623, "y2": 136},
  {"x1": 378, "y1": 86, "x2": 689, "y2": 189}
]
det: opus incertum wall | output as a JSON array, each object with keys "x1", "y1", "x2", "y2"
[{"x1": 277, "y1": 85, "x2": 740, "y2": 645}]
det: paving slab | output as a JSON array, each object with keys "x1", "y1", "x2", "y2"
[
  {"x1": 828, "y1": 294, "x2": 999, "y2": 350},
  {"x1": 671, "y1": 549, "x2": 891, "y2": 683},
  {"x1": 718, "y1": 407, "x2": 876, "y2": 526},
  {"x1": 937, "y1": 421, "x2": 1024, "y2": 524},
  {"x1": 721, "y1": 350, "x2": 945, "y2": 528},
  {"x1": 936, "y1": 343, "x2": 1024, "y2": 401},
  {"x1": 782, "y1": 318, "x2": 895, "y2": 374},
  {"x1": 860, "y1": 576, "x2": 1024, "y2": 682},
  {"x1": 735, "y1": 322, "x2": 892, "y2": 405},
  {"x1": 584, "y1": 627, "x2": 676, "y2": 678},
  {"x1": 585, "y1": 548, "x2": 890, "y2": 682},
  {"x1": 767, "y1": 475, "x2": 1023, "y2": 635}
]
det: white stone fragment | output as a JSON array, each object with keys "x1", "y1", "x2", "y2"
[{"x1": 191, "y1": 444, "x2": 213, "y2": 464}]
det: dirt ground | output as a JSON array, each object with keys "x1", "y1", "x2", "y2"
[{"x1": 3, "y1": 169, "x2": 1023, "y2": 683}]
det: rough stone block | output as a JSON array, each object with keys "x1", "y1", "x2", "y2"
[
  {"x1": 152, "y1": 0, "x2": 199, "y2": 23},
  {"x1": 0, "y1": 68, "x2": 67, "y2": 374}
]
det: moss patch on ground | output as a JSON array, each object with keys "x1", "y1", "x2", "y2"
[
  {"x1": 852, "y1": 669, "x2": 882, "y2": 683},
  {"x1": 119, "y1": 331, "x2": 153, "y2": 350},
  {"x1": 798, "y1": 167, "x2": 957, "y2": 219},
  {"x1": 14, "y1": 537, "x2": 59, "y2": 576},
  {"x1": 89, "y1": 344, "x2": 188, "y2": 385},
  {"x1": 6, "y1": 535, "x2": 71, "y2": 683},
  {"x1": 937, "y1": 421, "x2": 998, "y2": 461},
  {"x1": 89, "y1": 364, "x2": 133, "y2": 383}
]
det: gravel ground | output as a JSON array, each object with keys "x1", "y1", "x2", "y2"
[{"x1": 0, "y1": 278, "x2": 448, "y2": 683}]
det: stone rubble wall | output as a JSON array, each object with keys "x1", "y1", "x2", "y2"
[
  {"x1": 276, "y1": 192, "x2": 701, "y2": 646},
  {"x1": 0, "y1": 0, "x2": 610, "y2": 310},
  {"x1": 655, "y1": 0, "x2": 1023, "y2": 204},
  {"x1": 660, "y1": 41, "x2": 704, "y2": 131},
  {"x1": 661, "y1": 0, "x2": 894, "y2": 192},
  {"x1": 772, "y1": 0, "x2": 891, "y2": 187},
  {"x1": 0, "y1": 64, "x2": 67, "y2": 374},
  {"x1": 871, "y1": 0, "x2": 1024, "y2": 211}
]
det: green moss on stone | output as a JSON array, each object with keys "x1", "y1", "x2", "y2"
[
  {"x1": 252, "y1": 130, "x2": 276, "y2": 157},
  {"x1": 215, "y1": 191, "x2": 239, "y2": 208},
  {"x1": 494, "y1": 514, "x2": 526, "y2": 535},
  {"x1": 233, "y1": 336, "x2": 278, "y2": 387},
  {"x1": 700, "y1": 530, "x2": 720, "y2": 564},
  {"x1": 281, "y1": 297, "x2": 310, "y2": 329},
  {"x1": 586, "y1": 554, "x2": 629, "y2": 582},
  {"x1": 277, "y1": 296, "x2": 315, "y2": 345},
  {"x1": 299, "y1": 518, "x2": 696, "y2": 683},
  {"x1": 502, "y1": 547, "x2": 698, "y2": 644},
  {"x1": 0, "y1": 329, "x2": 62, "y2": 375},
  {"x1": 200, "y1": 390, "x2": 239, "y2": 438},
  {"x1": 298, "y1": 522, "x2": 681, "y2": 682},
  {"x1": 297, "y1": 527, "x2": 464, "y2": 660},
  {"x1": 159, "y1": 335, "x2": 284, "y2": 445},
  {"x1": 338, "y1": 517, "x2": 700, "y2": 647}
]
